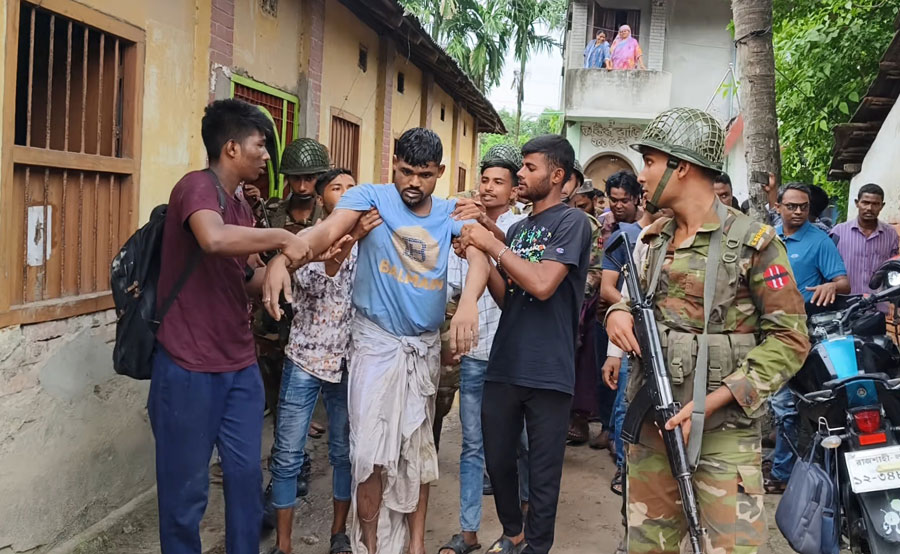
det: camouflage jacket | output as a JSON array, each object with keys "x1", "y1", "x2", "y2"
[
  {"x1": 585, "y1": 212, "x2": 603, "y2": 298},
  {"x1": 251, "y1": 195, "x2": 324, "y2": 345},
  {"x1": 611, "y1": 204, "x2": 810, "y2": 430}
]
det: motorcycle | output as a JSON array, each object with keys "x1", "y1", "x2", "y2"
[{"x1": 789, "y1": 258, "x2": 900, "y2": 553}]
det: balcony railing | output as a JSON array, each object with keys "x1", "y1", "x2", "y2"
[{"x1": 564, "y1": 68, "x2": 672, "y2": 120}]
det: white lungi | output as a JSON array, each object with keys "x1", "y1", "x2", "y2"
[{"x1": 348, "y1": 314, "x2": 441, "y2": 554}]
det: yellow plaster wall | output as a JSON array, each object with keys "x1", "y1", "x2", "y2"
[
  {"x1": 233, "y1": 0, "x2": 302, "y2": 93},
  {"x1": 38, "y1": 0, "x2": 212, "y2": 223},
  {"x1": 320, "y1": 0, "x2": 380, "y2": 184},
  {"x1": 431, "y1": 85, "x2": 456, "y2": 198},
  {"x1": 458, "y1": 110, "x2": 475, "y2": 191},
  {"x1": 391, "y1": 57, "x2": 423, "y2": 138}
]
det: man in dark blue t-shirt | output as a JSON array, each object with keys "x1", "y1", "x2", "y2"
[{"x1": 458, "y1": 135, "x2": 591, "y2": 554}]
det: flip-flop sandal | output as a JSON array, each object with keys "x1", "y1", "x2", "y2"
[
  {"x1": 764, "y1": 478, "x2": 787, "y2": 494},
  {"x1": 308, "y1": 421, "x2": 326, "y2": 438},
  {"x1": 610, "y1": 467, "x2": 624, "y2": 496},
  {"x1": 330, "y1": 532, "x2": 352, "y2": 554},
  {"x1": 438, "y1": 533, "x2": 481, "y2": 554},
  {"x1": 486, "y1": 537, "x2": 524, "y2": 554}
]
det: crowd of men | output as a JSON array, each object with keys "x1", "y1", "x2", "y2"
[{"x1": 147, "y1": 97, "x2": 897, "y2": 554}]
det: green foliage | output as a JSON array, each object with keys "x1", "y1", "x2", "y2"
[
  {"x1": 480, "y1": 108, "x2": 563, "y2": 158},
  {"x1": 773, "y1": 0, "x2": 896, "y2": 218}
]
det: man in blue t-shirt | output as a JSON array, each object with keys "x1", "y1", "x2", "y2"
[
  {"x1": 767, "y1": 182, "x2": 849, "y2": 493},
  {"x1": 261, "y1": 128, "x2": 489, "y2": 554}
]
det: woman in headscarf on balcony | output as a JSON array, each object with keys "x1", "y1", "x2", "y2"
[
  {"x1": 583, "y1": 29, "x2": 612, "y2": 69},
  {"x1": 610, "y1": 25, "x2": 646, "y2": 70}
]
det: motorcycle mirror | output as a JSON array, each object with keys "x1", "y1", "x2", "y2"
[{"x1": 821, "y1": 435, "x2": 842, "y2": 449}]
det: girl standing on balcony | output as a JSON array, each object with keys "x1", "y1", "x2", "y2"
[{"x1": 610, "y1": 25, "x2": 646, "y2": 70}]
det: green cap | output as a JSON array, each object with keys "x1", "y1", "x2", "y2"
[
  {"x1": 280, "y1": 138, "x2": 331, "y2": 176},
  {"x1": 630, "y1": 107, "x2": 725, "y2": 172},
  {"x1": 481, "y1": 143, "x2": 523, "y2": 170}
]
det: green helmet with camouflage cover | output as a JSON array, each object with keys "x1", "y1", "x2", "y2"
[
  {"x1": 481, "y1": 143, "x2": 523, "y2": 172},
  {"x1": 280, "y1": 138, "x2": 331, "y2": 176},
  {"x1": 630, "y1": 107, "x2": 725, "y2": 213}
]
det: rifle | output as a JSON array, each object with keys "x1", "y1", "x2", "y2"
[{"x1": 605, "y1": 232, "x2": 706, "y2": 554}]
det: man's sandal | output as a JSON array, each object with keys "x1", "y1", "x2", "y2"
[
  {"x1": 438, "y1": 533, "x2": 481, "y2": 554},
  {"x1": 610, "y1": 467, "x2": 624, "y2": 496},
  {"x1": 486, "y1": 537, "x2": 525, "y2": 554},
  {"x1": 330, "y1": 532, "x2": 352, "y2": 554}
]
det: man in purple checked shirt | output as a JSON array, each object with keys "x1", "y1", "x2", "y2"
[{"x1": 831, "y1": 183, "x2": 899, "y2": 296}]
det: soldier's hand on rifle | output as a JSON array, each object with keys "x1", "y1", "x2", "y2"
[
  {"x1": 664, "y1": 400, "x2": 694, "y2": 443},
  {"x1": 262, "y1": 254, "x2": 293, "y2": 321},
  {"x1": 607, "y1": 310, "x2": 641, "y2": 356},
  {"x1": 602, "y1": 356, "x2": 622, "y2": 389},
  {"x1": 243, "y1": 183, "x2": 262, "y2": 206}
]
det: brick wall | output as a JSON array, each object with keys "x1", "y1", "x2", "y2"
[
  {"x1": 307, "y1": 0, "x2": 325, "y2": 139},
  {"x1": 210, "y1": 0, "x2": 234, "y2": 69},
  {"x1": 648, "y1": 0, "x2": 667, "y2": 71}
]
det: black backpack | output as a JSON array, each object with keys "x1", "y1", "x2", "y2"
[{"x1": 110, "y1": 173, "x2": 225, "y2": 379}]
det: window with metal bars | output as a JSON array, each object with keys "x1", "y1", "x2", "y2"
[
  {"x1": 231, "y1": 75, "x2": 299, "y2": 199},
  {"x1": 330, "y1": 116, "x2": 360, "y2": 178},
  {"x1": 1, "y1": 0, "x2": 144, "y2": 327},
  {"x1": 457, "y1": 166, "x2": 467, "y2": 193}
]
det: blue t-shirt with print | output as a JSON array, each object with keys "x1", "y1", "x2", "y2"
[{"x1": 336, "y1": 183, "x2": 467, "y2": 336}]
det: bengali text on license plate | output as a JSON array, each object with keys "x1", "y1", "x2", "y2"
[{"x1": 845, "y1": 445, "x2": 900, "y2": 494}]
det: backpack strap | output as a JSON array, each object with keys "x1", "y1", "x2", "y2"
[{"x1": 154, "y1": 171, "x2": 227, "y2": 330}]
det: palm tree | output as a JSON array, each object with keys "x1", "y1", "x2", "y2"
[
  {"x1": 443, "y1": 0, "x2": 511, "y2": 93},
  {"x1": 508, "y1": 0, "x2": 564, "y2": 142}
]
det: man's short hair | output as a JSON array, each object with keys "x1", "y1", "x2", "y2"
[
  {"x1": 858, "y1": 183, "x2": 885, "y2": 200},
  {"x1": 713, "y1": 173, "x2": 732, "y2": 188},
  {"x1": 808, "y1": 185, "x2": 830, "y2": 218},
  {"x1": 777, "y1": 182, "x2": 811, "y2": 204},
  {"x1": 521, "y1": 135, "x2": 575, "y2": 184},
  {"x1": 606, "y1": 170, "x2": 642, "y2": 199},
  {"x1": 315, "y1": 168, "x2": 353, "y2": 195},
  {"x1": 395, "y1": 128, "x2": 443, "y2": 167},
  {"x1": 481, "y1": 160, "x2": 519, "y2": 185},
  {"x1": 201, "y1": 99, "x2": 274, "y2": 161}
]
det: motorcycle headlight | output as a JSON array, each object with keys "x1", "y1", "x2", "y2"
[{"x1": 888, "y1": 271, "x2": 900, "y2": 288}]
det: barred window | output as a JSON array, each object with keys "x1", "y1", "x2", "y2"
[
  {"x1": 330, "y1": 113, "x2": 360, "y2": 177},
  {"x1": 1, "y1": 0, "x2": 144, "y2": 326}
]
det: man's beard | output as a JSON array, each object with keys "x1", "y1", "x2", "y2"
[{"x1": 520, "y1": 177, "x2": 552, "y2": 203}]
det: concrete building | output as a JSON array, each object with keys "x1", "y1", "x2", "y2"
[
  {"x1": 0, "y1": 0, "x2": 501, "y2": 551},
  {"x1": 829, "y1": 17, "x2": 900, "y2": 223},
  {"x1": 562, "y1": 0, "x2": 738, "y2": 192}
]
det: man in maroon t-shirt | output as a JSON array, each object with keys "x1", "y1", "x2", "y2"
[{"x1": 149, "y1": 99, "x2": 314, "y2": 554}]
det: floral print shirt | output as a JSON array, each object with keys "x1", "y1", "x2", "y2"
[{"x1": 285, "y1": 245, "x2": 357, "y2": 382}]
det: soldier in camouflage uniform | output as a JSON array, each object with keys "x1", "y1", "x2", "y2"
[
  {"x1": 605, "y1": 107, "x2": 810, "y2": 554},
  {"x1": 254, "y1": 138, "x2": 332, "y2": 416}
]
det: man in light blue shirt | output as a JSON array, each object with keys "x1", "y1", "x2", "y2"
[
  {"x1": 261, "y1": 128, "x2": 490, "y2": 554},
  {"x1": 768, "y1": 183, "x2": 849, "y2": 493}
]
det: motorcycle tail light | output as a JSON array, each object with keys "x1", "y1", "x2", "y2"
[{"x1": 853, "y1": 409, "x2": 882, "y2": 434}]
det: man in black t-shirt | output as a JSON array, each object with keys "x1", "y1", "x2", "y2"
[{"x1": 458, "y1": 135, "x2": 592, "y2": 554}]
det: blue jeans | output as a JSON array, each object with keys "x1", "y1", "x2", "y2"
[
  {"x1": 269, "y1": 359, "x2": 351, "y2": 508},
  {"x1": 148, "y1": 348, "x2": 264, "y2": 554},
  {"x1": 771, "y1": 386, "x2": 798, "y2": 482},
  {"x1": 460, "y1": 357, "x2": 530, "y2": 532},
  {"x1": 609, "y1": 356, "x2": 629, "y2": 468}
]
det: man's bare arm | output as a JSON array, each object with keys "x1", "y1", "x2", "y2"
[
  {"x1": 449, "y1": 246, "x2": 491, "y2": 356},
  {"x1": 189, "y1": 210, "x2": 295, "y2": 257},
  {"x1": 487, "y1": 265, "x2": 506, "y2": 308},
  {"x1": 600, "y1": 269, "x2": 623, "y2": 306}
]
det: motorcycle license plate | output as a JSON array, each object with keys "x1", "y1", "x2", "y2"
[{"x1": 845, "y1": 445, "x2": 900, "y2": 494}]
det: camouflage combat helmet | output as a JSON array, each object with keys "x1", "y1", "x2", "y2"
[
  {"x1": 481, "y1": 143, "x2": 523, "y2": 170},
  {"x1": 280, "y1": 138, "x2": 331, "y2": 176},
  {"x1": 629, "y1": 107, "x2": 725, "y2": 212}
]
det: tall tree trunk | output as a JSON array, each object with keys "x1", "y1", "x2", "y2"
[
  {"x1": 514, "y1": 55, "x2": 526, "y2": 143},
  {"x1": 732, "y1": 0, "x2": 780, "y2": 222}
]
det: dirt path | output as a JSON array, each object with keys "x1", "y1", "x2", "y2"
[{"x1": 74, "y1": 410, "x2": 795, "y2": 554}]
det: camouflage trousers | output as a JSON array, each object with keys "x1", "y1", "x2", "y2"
[{"x1": 626, "y1": 423, "x2": 766, "y2": 554}]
